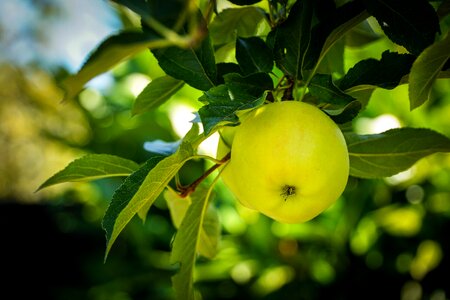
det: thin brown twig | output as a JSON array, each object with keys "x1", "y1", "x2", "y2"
[{"x1": 179, "y1": 152, "x2": 231, "y2": 198}]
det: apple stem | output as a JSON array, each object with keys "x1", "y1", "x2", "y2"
[{"x1": 179, "y1": 152, "x2": 231, "y2": 198}]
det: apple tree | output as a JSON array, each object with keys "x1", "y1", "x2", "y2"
[{"x1": 38, "y1": 0, "x2": 450, "y2": 299}]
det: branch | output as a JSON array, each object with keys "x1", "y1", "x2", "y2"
[{"x1": 179, "y1": 152, "x2": 231, "y2": 197}]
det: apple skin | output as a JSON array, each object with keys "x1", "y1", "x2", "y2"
[{"x1": 220, "y1": 101, "x2": 349, "y2": 223}]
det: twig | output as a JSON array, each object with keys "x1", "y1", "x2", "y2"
[{"x1": 179, "y1": 152, "x2": 231, "y2": 198}]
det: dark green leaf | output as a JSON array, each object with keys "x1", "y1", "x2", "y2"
[
  {"x1": 271, "y1": 0, "x2": 314, "y2": 79},
  {"x1": 437, "y1": 0, "x2": 450, "y2": 19},
  {"x1": 409, "y1": 31, "x2": 450, "y2": 110},
  {"x1": 112, "y1": 0, "x2": 186, "y2": 27},
  {"x1": 198, "y1": 85, "x2": 253, "y2": 134},
  {"x1": 339, "y1": 51, "x2": 415, "y2": 91},
  {"x1": 171, "y1": 186, "x2": 213, "y2": 300},
  {"x1": 198, "y1": 73, "x2": 272, "y2": 134},
  {"x1": 37, "y1": 154, "x2": 139, "y2": 191},
  {"x1": 345, "y1": 21, "x2": 381, "y2": 48},
  {"x1": 209, "y1": 8, "x2": 266, "y2": 45},
  {"x1": 216, "y1": 63, "x2": 242, "y2": 84},
  {"x1": 224, "y1": 72, "x2": 274, "y2": 101},
  {"x1": 236, "y1": 37, "x2": 273, "y2": 75},
  {"x1": 132, "y1": 76, "x2": 184, "y2": 115},
  {"x1": 363, "y1": 0, "x2": 440, "y2": 55},
  {"x1": 324, "y1": 100, "x2": 362, "y2": 124},
  {"x1": 227, "y1": 0, "x2": 261, "y2": 5},
  {"x1": 304, "y1": 1, "x2": 367, "y2": 71},
  {"x1": 103, "y1": 125, "x2": 200, "y2": 258},
  {"x1": 63, "y1": 31, "x2": 163, "y2": 101},
  {"x1": 309, "y1": 74, "x2": 355, "y2": 106},
  {"x1": 346, "y1": 128, "x2": 450, "y2": 178},
  {"x1": 152, "y1": 34, "x2": 217, "y2": 91}
]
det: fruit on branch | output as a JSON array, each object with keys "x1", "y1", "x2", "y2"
[{"x1": 220, "y1": 101, "x2": 349, "y2": 223}]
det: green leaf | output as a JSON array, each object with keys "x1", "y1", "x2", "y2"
[
  {"x1": 346, "y1": 128, "x2": 450, "y2": 178},
  {"x1": 63, "y1": 31, "x2": 165, "y2": 101},
  {"x1": 103, "y1": 125, "x2": 200, "y2": 258},
  {"x1": 209, "y1": 7, "x2": 266, "y2": 45},
  {"x1": 437, "y1": 0, "x2": 450, "y2": 19},
  {"x1": 164, "y1": 188, "x2": 191, "y2": 229},
  {"x1": 271, "y1": 0, "x2": 314, "y2": 79},
  {"x1": 345, "y1": 21, "x2": 381, "y2": 48},
  {"x1": 171, "y1": 186, "x2": 215, "y2": 300},
  {"x1": 112, "y1": 0, "x2": 186, "y2": 27},
  {"x1": 409, "y1": 31, "x2": 450, "y2": 110},
  {"x1": 198, "y1": 73, "x2": 273, "y2": 134},
  {"x1": 308, "y1": 74, "x2": 355, "y2": 106},
  {"x1": 304, "y1": 1, "x2": 367, "y2": 72},
  {"x1": 344, "y1": 85, "x2": 376, "y2": 109},
  {"x1": 198, "y1": 204, "x2": 220, "y2": 259},
  {"x1": 236, "y1": 37, "x2": 273, "y2": 75},
  {"x1": 152, "y1": 34, "x2": 217, "y2": 91},
  {"x1": 132, "y1": 76, "x2": 184, "y2": 115},
  {"x1": 37, "y1": 154, "x2": 139, "y2": 191},
  {"x1": 339, "y1": 51, "x2": 415, "y2": 91},
  {"x1": 363, "y1": 0, "x2": 440, "y2": 55},
  {"x1": 227, "y1": 0, "x2": 261, "y2": 5},
  {"x1": 198, "y1": 85, "x2": 245, "y2": 134},
  {"x1": 164, "y1": 189, "x2": 220, "y2": 259},
  {"x1": 324, "y1": 100, "x2": 362, "y2": 124},
  {"x1": 102, "y1": 155, "x2": 165, "y2": 253},
  {"x1": 315, "y1": 38, "x2": 345, "y2": 77},
  {"x1": 216, "y1": 63, "x2": 242, "y2": 84},
  {"x1": 224, "y1": 72, "x2": 273, "y2": 101}
]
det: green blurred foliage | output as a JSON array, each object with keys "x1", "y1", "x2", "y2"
[{"x1": 1, "y1": 1, "x2": 449, "y2": 300}]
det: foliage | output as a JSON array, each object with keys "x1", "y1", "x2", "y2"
[{"x1": 38, "y1": 0, "x2": 450, "y2": 299}]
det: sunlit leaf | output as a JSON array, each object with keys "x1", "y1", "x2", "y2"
[
  {"x1": 345, "y1": 128, "x2": 450, "y2": 178},
  {"x1": 164, "y1": 188, "x2": 220, "y2": 258},
  {"x1": 209, "y1": 7, "x2": 266, "y2": 45},
  {"x1": 171, "y1": 185, "x2": 216, "y2": 300},
  {"x1": 152, "y1": 34, "x2": 217, "y2": 91},
  {"x1": 198, "y1": 204, "x2": 220, "y2": 259},
  {"x1": 132, "y1": 76, "x2": 184, "y2": 115},
  {"x1": 102, "y1": 155, "x2": 165, "y2": 252},
  {"x1": 409, "y1": 32, "x2": 450, "y2": 110},
  {"x1": 103, "y1": 125, "x2": 200, "y2": 258},
  {"x1": 63, "y1": 31, "x2": 165, "y2": 101},
  {"x1": 164, "y1": 188, "x2": 191, "y2": 228},
  {"x1": 344, "y1": 85, "x2": 376, "y2": 109},
  {"x1": 37, "y1": 154, "x2": 139, "y2": 191},
  {"x1": 236, "y1": 36, "x2": 273, "y2": 75},
  {"x1": 363, "y1": 0, "x2": 440, "y2": 55}
]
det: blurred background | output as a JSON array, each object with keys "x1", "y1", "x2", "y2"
[{"x1": 1, "y1": 0, "x2": 449, "y2": 299}]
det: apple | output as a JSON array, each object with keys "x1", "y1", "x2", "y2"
[{"x1": 220, "y1": 101, "x2": 349, "y2": 223}]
